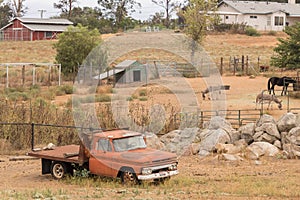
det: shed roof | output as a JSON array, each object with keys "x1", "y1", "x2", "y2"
[
  {"x1": 115, "y1": 60, "x2": 140, "y2": 69},
  {"x1": 219, "y1": 0, "x2": 300, "y2": 16}
]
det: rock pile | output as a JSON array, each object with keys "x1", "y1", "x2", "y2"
[{"x1": 145, "y1": 113, "x2": 300, "y2": 160}]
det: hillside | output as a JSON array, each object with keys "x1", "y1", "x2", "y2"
[{"x1": 0, "y1": 32, "x2": 286, "y2": 65}]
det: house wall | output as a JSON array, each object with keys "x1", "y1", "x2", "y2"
[
  {"x1": 286, "y1": 17, "x2": 300, "y2": 26},
  {"x1": 218, "y1": 4, "x2": 286, "y2": 31}
]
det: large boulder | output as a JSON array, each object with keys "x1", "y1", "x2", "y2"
[
  {"x1": 160, "y1": 128, "x2": 199, "y2": 155},
  {"x1": 198, "y1": 129, "x2": 231, "y2": 157},
  {"x1": 277, "y1": 112, "x2": 296, "y2": 133},
  {"x1": 144, "y1": 132, "x2": 165, "y2": 150},
  {"x1": 205, "y1": 116, "x2": 240, "y2": 142},
  {"x1": 256, "y1": 114, "x2": 276, "y2": 127},
  {"x1": 239, "y1": 123, "x2": 255, "y2": 144},
  {"x1": 245, "y1": 142, "x2": 279, "y2": 160},
  {"x1": 255, "y1": 122, "x2": 281, "y2": 139},
  {"x1": 282, "y1": 127, "x2": 300, "y2": 158}
]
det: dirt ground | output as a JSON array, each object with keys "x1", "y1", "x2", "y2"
[{"x1": 0, "y1": 154, "x2": 299, "y2": 199}]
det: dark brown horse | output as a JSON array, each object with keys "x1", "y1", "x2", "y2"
[{"x1": 267, "y1": 76, "x2": 296, "y2": 96}]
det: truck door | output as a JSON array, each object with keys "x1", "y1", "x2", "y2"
[{"x1": 89, "y1": 138, "x2": 114, "y2": 177}]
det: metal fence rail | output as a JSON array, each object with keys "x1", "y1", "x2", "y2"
[
  {"x1": 174, "y1": 109, "x2": 262, "y2": 129},
  {"x1": 0, "y1": 122, "x2": 103, "y2": 150}
]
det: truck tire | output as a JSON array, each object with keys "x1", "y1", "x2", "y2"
[
  {"x1": 121, "y1": 168, "x2": 138, "y2": 185},
  {"x1": 51, "y1": 161, "x2": 67, "y2": 179}
]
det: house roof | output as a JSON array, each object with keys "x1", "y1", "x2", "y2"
[{"x1": 219, "y1": 0, "x2": 300, "y2": 16}]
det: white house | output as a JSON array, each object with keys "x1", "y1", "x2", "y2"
[{"x1": 217, "y1": 0, "x2": 300, "y2": 31}]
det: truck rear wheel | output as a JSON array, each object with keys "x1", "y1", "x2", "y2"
[
  {"x1": 121, "y1": 168, "x2": 138, "y2": 185},
  {"x1": 51, "y1": 161, "x2": 67, "y2": 179}
]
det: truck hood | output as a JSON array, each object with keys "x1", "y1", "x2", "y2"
[{"x1": 119, "y1": 148, "x2": 177, "y2": 165}]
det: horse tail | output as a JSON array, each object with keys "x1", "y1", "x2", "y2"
[{"x1": 267, "y1": 78, "x2": 272, "y2": 94}]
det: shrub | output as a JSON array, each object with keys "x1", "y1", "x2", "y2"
[
  {"x1": 139, "y1": 89, "x2": 147, "y2": 96},
  {"x1": 59, "y1": 85, "x2": 74, "y2": 94},
  {"x1": 96, "y1": 94, "x2": 111, "y2": 102},
  {"x1": 126, "y1": 96, "x2": 133, "y2": 101},
  {"x1": 245, "y1": 27, "x2": 261, "y2": 36},
  {"x1": 267, "y1": 30, "x2": 277, "y2": 36},
  {"x1": 139, "y1": 97, "x2": 148, "y2": 101},
  {"x1": 7, "y1": 92, "x2": 28, "y2": 101}
]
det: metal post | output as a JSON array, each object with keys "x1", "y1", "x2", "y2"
[
  {"x1": 33, "y1": 65, "x2": 36, "y2": 85},
  {"x1": 6, "y1": 64, "x2": 8, "y2": 88},
  {"x1": 238, "y1": 110, "x2": 241, "y2": 126},
  {"x1": 58, "y1": 64, "x2": 61, "y2": 86},
  {"x1": 287, "y1": 91, "x2": 290, "y2": 112},
  {"x1": 31, "y1": 123, "x2": 34, "y2": 150}
]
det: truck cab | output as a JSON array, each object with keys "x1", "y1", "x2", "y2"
[{"x1": 88, "y1": 130, "x2": 179, "y2": 184}]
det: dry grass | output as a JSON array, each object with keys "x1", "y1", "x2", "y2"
[{"x1": 0, "y1": 40, "x2": 56, "y2": 63}]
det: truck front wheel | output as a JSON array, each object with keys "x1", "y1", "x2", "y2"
[
  {"x1": 121, "y1": 168, "x2": 138, "y2": 185},
  {"x1": 51, "y1": 161, "x2": 67, "y2": 179}
]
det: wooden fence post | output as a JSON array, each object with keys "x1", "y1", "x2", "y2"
[
  {"x1": 241, "y1": 55, "x2": 245, "y2": 73},
  {"x1": 220, "y1": 57, "x2": 223, "y2": 75},
  {"x1": 22, "y1": 65, "x2": 25, "y2": 87},
  {"x1": 246, "y1": 56, "x2": 249, "y2": 75}
]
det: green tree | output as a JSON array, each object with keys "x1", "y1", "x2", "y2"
[
  {"x1": 98, "y1": 0, "x2": 141, "y2": 31},
  {"x1": 0, "y1": 2, "x2": 13, "y2": 28},
  {"x1": 181, "y1": 0, "x2": 218, "y2": 43},
  {"x1": 53, "y1": 24, "x2": 101, "y2": 80},
  {"x1": 271, "y1": 22, "x2": 300, "y2": 69}
]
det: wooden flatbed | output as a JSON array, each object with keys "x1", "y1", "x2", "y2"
[{"x1": 27, "y1": 145, "x2": 81, "y2": 164}]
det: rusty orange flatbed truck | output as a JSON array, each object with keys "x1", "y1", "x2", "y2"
[{"x1": 27, "y1": 129, "x2": 179, "y2": 184}]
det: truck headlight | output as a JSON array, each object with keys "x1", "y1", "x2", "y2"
[
  {"x1": 168, "y1": 164, "x2": 177, "y2": 171},
  {"x1": 142, "y1": 168, "x2": 152, "y2": 175}
]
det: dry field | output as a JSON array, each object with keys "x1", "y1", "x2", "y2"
[{"x1": 1, "y1": 31, "x2": 300, "y2": 200}]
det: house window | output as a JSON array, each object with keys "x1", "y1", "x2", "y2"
[
  {"x1": 45, "y1": 31, "x2": 53, "y2": 38},
  {"x1": 267, "y1": 16, "x2": 271, "y2": 26},
  {"x1": 250, "y1": 16, "x2": 257, "y2": 19},
  {"x1": 274, "y1": 16, "x2": 284, "y2": 26},
  {"x1": 225, "y1": 16, "x2": 229, "y2": 19}
]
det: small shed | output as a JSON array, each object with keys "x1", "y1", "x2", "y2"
[
  {"x1": 0, "y1": 17, "x2": 73, "y2": 41},
  {"x1": 114, "y1": 60, "x2": 147, "y2": 84}
]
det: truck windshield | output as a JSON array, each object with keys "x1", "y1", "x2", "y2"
[{"x1": 113, "y1": 136, "x2": 147, "y2": 152}]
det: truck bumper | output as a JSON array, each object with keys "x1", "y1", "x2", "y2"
[{"x1": 137, "y1": 170, "x2": 179, "y2": 181}]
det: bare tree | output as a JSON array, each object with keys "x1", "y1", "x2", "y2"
[
  {"x1": 54, "y1": 0, "x2": 78, "y2": 18},
  {"x1": 98, "y1": 0, "x2": 141, "y2": 30},
  {"x1": 151, "y1": 0, "x2": 177, "y2": 28},
  {"x1": 10, "y1": 0, "x2": 26, "y2": 17}
]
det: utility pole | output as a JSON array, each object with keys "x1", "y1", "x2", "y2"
[{"x1": 38, "y1": 9, "x2": 46, "y2": 19}]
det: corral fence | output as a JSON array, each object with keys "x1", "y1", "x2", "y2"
[
  {"x1": 173, "y1": 109, "x2": 262, "y2": 130},
  {"x1": 219, "y1": 55, "x2": 271, "y2": 76},
  {"x1": 0, "y1": 63, "x2": 62, "y2": 88}
]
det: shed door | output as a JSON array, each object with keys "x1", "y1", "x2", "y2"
[{"x1": 133, "y1": 70, "x2": 141, "y2": 82}]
